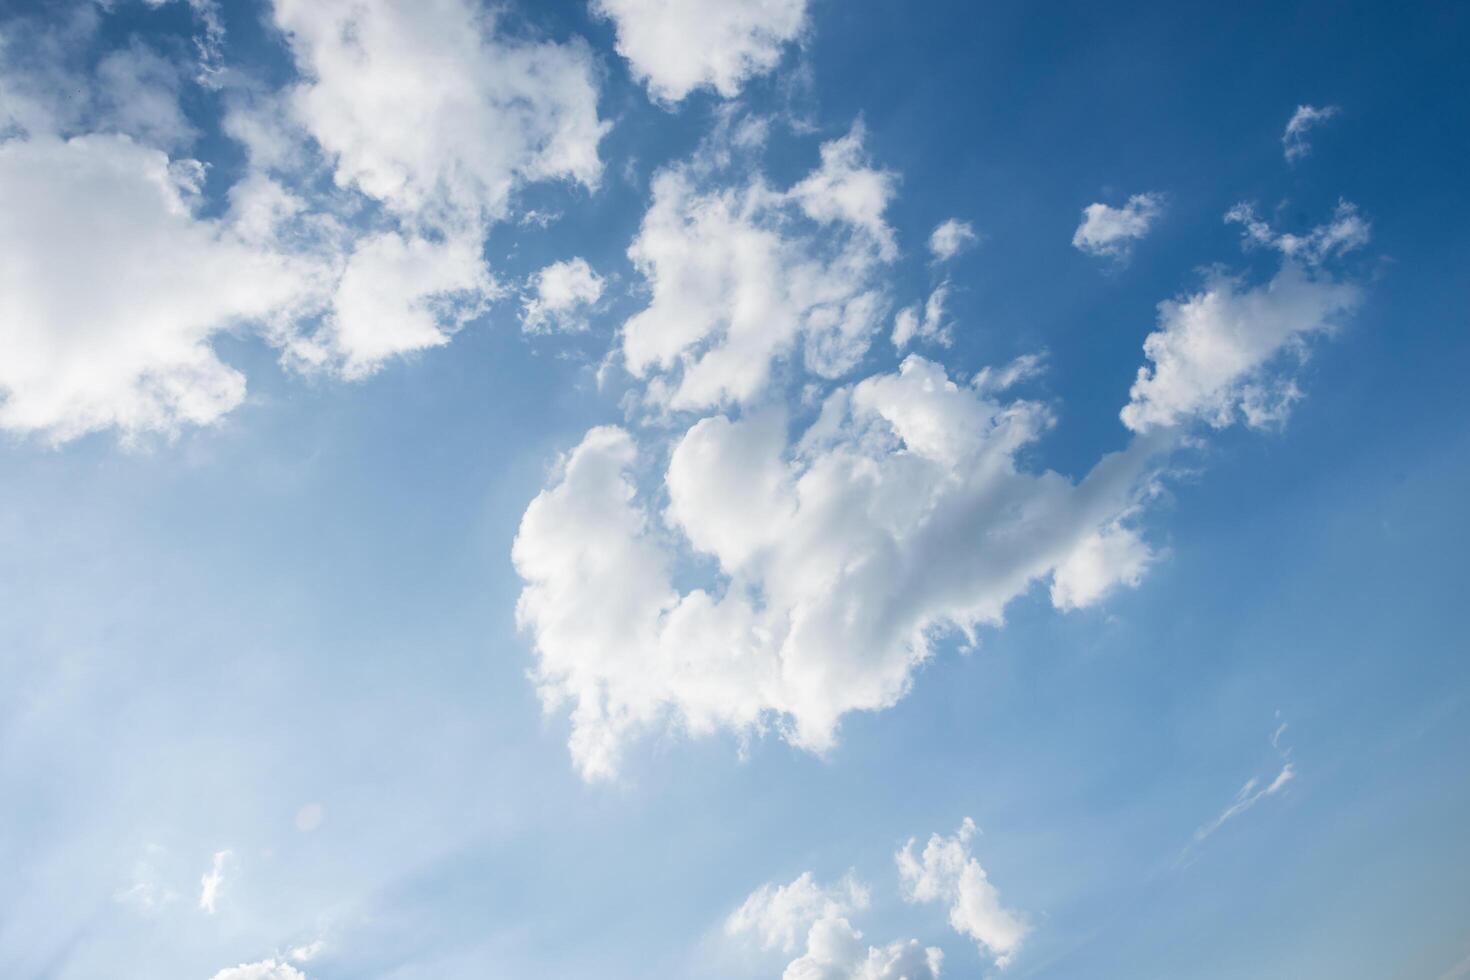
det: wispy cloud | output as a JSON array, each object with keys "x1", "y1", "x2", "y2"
[
  {"x1": 1283, "y1": 104, "x2": 1340, "y2": 162},
  {"x1": 1186, "y1": 714, "x2": 1298, "y2": 856},
  {"x1": 199, "y1": 849, "x2": 233, "y2": 915}
]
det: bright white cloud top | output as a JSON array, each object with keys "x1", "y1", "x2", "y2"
[
  {"x1": 620, "y1": 123, "x2": 897, "y2": 410},
  {"x1": 897, "y1": 819, "x2": 1028, "y2": 968},
  {"x1": 728, "y1": 871, "x2": 943, "y2": 979},
  {"x1": 594, "y1": 0, "x2": 808, "y2": 102},
  {"x1": 1072, "y1": 192, "x2": 1165, "y2": 259},
  {"x1": 514, "y1": 352, "x2": 1164, "y2": 779},
  {"x1": 522, "y1": 258, "x2": 605, "y2": 333},
  {"x1": 0, "y1": 0, "x2": 611, "y2": 441},
  {"x1": 1122, "y1": 202, "x2": 1368, "y2": 432}
]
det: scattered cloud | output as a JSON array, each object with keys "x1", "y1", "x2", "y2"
[
  {"x1": 1121, "y1": 201, "x2": 1368, "y2": 433},
  {"x1": 892, "y1": 283, "x2": 952, "y2": 349},
  {"x1": 522, "y1": 257, "x2": 606, "y2": 333},
  {"x1": 897, "y1": 818, "x2": 1028, "y2": 968},
  {"x1": 199, "y1": 849, "x2": 233, "y2": 915},
  {"x1": 728, "y1": 871, "x2": 942, "y2": 979},
  {"x1": 1072, "y1": 192, "x2": 1165, "y2": 260},
  {"x1": 593, "y1": 0, "x2": 808, "y2": 103},
  {"x1": 1191, "y1": 715, "x2": 1298, "y2": 847},
  {"x1": 1283, "y1": 104, "x2": 1340, "y2": 163},
  {"x1": 1225, "y1": 199, "x2": 1370, "y2": 264},
  {"x1": 928, "y1": 218, "x2": 978, "y2": 262}
]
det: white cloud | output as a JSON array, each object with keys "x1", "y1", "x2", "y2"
[
  {"x1": 593, "y1": 0, "x2": 808, "y2": 103},
  {"x1": 971, "y1": 353, "x2": 1045, "y2": 395},
  {"x1": 928, "y1": 219, "x2": 977, "y2": 262},
  {"x1": 291, "y1": 231, "x2": 495, "y2": 379},
  {"x1": 1225, "y1": 199, "x2": 1370, "y2": 264},
  {"x1": 892, "y1": 282, "x2": 951, "y2": 349},
  {"x1": 1283, "y1": 104, "x2": 1339, "y2": 163},
  {"x1": 0, "y1": 0, "x2": 616, "y2": 442},
  {"x1": 1050, "y1": 519, "x2": 1155, "y2": 611},
  {"x1": 1121, "y1": 203, "x2": 1368, "y2": 433},
  {"x1": 897, "y1": 819, "x2": 1028, "y2": 968},
  {"x1": 208, "y1": 960, "x2": 307, "y2": 980},
  {"x1": 728, "y1": 872, "x2": 870, "y2": 954},
  {"x1": 0, "y1": 134, "x2": 320, "y2": 443},
  {"x1": 619, "y1": 124, "x2": 897, "y2": 411},
  {"x1": 728, "y1": 872, "x2": 942, "y2": 980},
  {"x1": 514, "y1": 355, "x2": 1160, "y2": 779},
  {"x1": 1072, "y1": 192, "x2": 1164, "y2": 259},
  {"x1": 522, "y1": 257, "x2": 605, "y2": 333},
  {"x1": 271, "y1": 0, "x2": 607, "y2": 230},
  {"x1": 199, "y1": 849, "x2": 233, "y2": 915}
]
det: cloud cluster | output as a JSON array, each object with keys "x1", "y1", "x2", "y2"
[
  {"x1": 594, "y1": 0, "x2": 808, "y2": 103},
  {"x1": 1072, "y1": 192, "x2": 1164, "y2": 260},
  {"x1": 620, "y1": 124, "x2": 898, "y2": 410},
  {"x1": 514, "y1": 354, "x2": 1161, "y2": 778},
  {"x1": 0, "y1": 0, "x2": 609, "y2": 442},
  {"x1": 728, "y1": 872, "x2": 942, "y2": 979},
  {"x1": 897, "y1": 819, "x2": 1027, "y2": 968},
  {"x1": 0, "y1": 134, "x2": 318, "y2": 441}
]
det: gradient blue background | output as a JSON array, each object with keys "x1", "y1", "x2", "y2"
[{"x1": 1, "y1": 0, "x2": 1467, "y2": 976}]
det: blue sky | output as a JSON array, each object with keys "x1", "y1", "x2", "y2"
[{"x1": 1, "y1": 1, "x2": 1467, "y2": 978}]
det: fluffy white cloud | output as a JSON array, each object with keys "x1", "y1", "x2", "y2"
[
  {"x1": 1283, "y1": 104, "x2": 1339, "y2": 163},
  {"x1": 199, "y1": 849, "x2": 233, "y2": 915},
  {"x1": 271, "y1": 0, "x2": 607, "y2": 230},
  {"x1": 897, "y1": 819, "x2": 1027, "y2": 968},
  {"x1": 0, "y1": 134, "x2": 319, "y2": 442},
  {"x1": 514, "y1": 355, "x2": 1160, "y2": 778},
  {"x1": 620, "y1": 124, "x2": 897, "y2": 410},
  {"x1": 1072, "y1": 192, "x2": 1164, "y2": 259},
  {"x1": 892, "y1": 283, "x2": 951, "y2": 349},
  {"x1": 295, "y1": 231, "x2": 494, "y2": 379},
  {"x1": 522, "y1": 257, "x2": 605, "y2": 333},
  {"x1": 1121, "y1": 203, "x2": 1368, "y2": 433},
  {"x1": 208, "y1": 960, "x2": 307, "y2": 980},
  {"x1": 0, "y1": 0, "x2": 616, "y2": 442},
  {"x1": 783, "y1": 919, "x2": 944, "y2": 980},
  {"x1": 728, "y1": 872, "x2": 870, "y2": 954},
  {"x1": 928, "y1": 219, "x2": 977, "y2": 262},
  {"x1": 593, "y1": 0, "x2": 808, "y2": 103},
  {"x1": 728, "y1": 872, "x2": 942, "y2": 980},
  {"x1": 1050, "y1": 519, "x2": 1155, "y2": 610}
]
